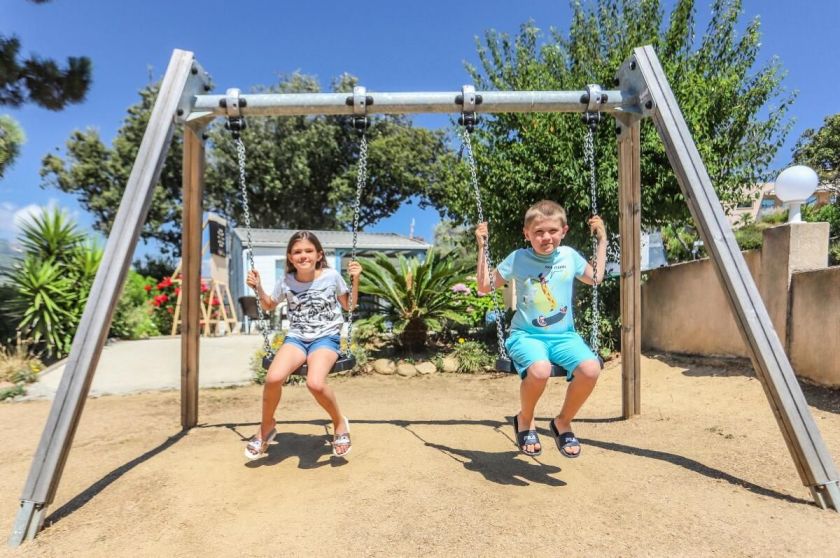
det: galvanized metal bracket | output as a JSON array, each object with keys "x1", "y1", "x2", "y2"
[
  {"x1": 222, "y1": 88, "x2": 247, "y2": 139},
  {"x1": 613, "y1": 58, "x2": 646, "y2": 141},
  {"x1": 614, "y1": 56, "x2": 653, "y2": 120},
  {"x1": 457, "y1": 84, "x2": 482, "y2": 132},
  {"x1": 176, "y1": 59, "x2": 212, "y2": 125},
  {"x1": 348, "y1": 85, "x2": 372, "y2": 133}
]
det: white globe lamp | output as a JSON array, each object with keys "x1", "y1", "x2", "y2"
[{"x1": 774, "y1": 165, "x2": 818, "y2": 223}]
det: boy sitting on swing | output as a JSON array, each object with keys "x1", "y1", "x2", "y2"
[{"x1": 475, "y1": 200, "x2": 606, "y2": 458}]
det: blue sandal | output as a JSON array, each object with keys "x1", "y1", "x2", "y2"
[
  {"x1": 513, "y1": 414, "x2": 542, "y2": 457},
  {"x1": 550, "y1": 419, "x2": 581, "y2": 458}
]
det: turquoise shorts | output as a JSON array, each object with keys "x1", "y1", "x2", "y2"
[{"x1": 505, "y1": 331, "x2": 597, "y2": 381}]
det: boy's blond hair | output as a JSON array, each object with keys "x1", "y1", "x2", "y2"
[{"x1": 524, "y1": 200, "x2": 567, "y2": 227}]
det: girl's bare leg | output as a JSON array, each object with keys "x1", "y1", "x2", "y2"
[
  {"x1": 259, "y1": 343, "x2": 306, "y2": 439},
  {"x1": 305, "y1": 349, "x2": 348, "y2": 454}
]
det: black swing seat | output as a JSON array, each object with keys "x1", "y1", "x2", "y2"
[
  {"x1": 495, "y1": 356, "x2": 603, "y2": 378},
  {"x1": 262, "y1": 354, "x2": 356, "y2": 376}
]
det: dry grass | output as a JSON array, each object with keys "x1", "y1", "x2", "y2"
[{"x1": 0, "y1": 340, "x2": 43, "y2": 384}]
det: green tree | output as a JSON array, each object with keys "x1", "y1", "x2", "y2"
[
  {"x1": 0, "y1": 1, "x2": 92, "y2": 175},
  {"x1": 41, "y1": 73, "x2": 454, "y2": 255},
  {"x1": 793, "y1": 113, "x2": 840, "y2": 264},
  {"x1": 429, "y1": 0, "x2": 794, "y2": 258},
  {"x1": 427, "y1": 0, "x2": 794, "y2": 350},
  {"x1": 793, "y1": 114, "x2": 840, "y2": 188},
  {"x1": 0, "y1": 115, "x2": 25, "y2": 178},
  {"x1": 41, "y1": 84, "x2": 185, "y2": 252}
]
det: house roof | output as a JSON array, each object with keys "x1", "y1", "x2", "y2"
[{"x1": 232, "y1": 228, "x2": 431, "y2": 251}]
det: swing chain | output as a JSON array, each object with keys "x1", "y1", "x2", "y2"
[
  {"x1": 462, "y1": 128, "x2": 507, "y2": 360},
  {"x1": 235, "y1": 137, "x2": 273, "y2": 358},
  {"x1": 345, "y1": 134, "x2": 367, "y2": 354},
  {"x1": 583, "y1": 119, "x2": 601, "y2": 354}
]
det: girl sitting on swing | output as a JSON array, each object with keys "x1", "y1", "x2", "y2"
[{"x1": 245, "y1": 230, "x2": 362, "y2": 460}]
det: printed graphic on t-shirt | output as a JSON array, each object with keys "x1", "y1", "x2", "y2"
[
  {"x1": 497, "y1": 246, "x2": 586, "y2": 335},
  {"x1": 287, "y1": 286, "x2": 340, "y2": 338},
  {"x1": 270, "y1": 268, "x2": 349, "y2": 341},
  {"x1": 523, "y1": 270, "x2": 568, "y2": 327}
]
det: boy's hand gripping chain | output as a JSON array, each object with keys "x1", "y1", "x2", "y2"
[{"x1": 459, "y1": 85, "x2": 508, "y2": 363}]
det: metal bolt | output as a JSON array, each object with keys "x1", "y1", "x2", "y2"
[
  {"x1": 645, "y1": 100, "x2": 653, "y2": 110},
  {"x1": 176, "y1": 108, "x2": 184, "y2": 116},
  {"x1": 615, "y1": 125, "x2": 622, "y2": 135},
  {"x1": 191, "y1": 67, "x2": 198, "y2": 75},
  {"x1": 202, "y1": 133, "x2": 209, "y2": 141},
  {"x1": 613, "y1": 78, "x2": 620, "y2": 87},
  {"x1": 203, "y1": 84, "x2": 211, "y2": 92},
  {"x1": 630, "y1": 60, "x2": 637, "y2": 70}
]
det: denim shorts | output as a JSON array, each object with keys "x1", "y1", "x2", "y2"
[
  {"x1": 283, "y1": 334, "x2": 341, "y2": 356},
  {"x1": 505, "y1": 330, "x2": 597, "y2": 381}
]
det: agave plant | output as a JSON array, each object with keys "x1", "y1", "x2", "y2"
[
  {"x1": 17, "y1": 208, "x2": 86, "y2": 264},
  {"x1": 2, "y1": 209, "x2": 103, "y2": 358},
  {"x1": 4, "y1": 256, "x2": 76, "y2": 357},
  {"x1": 358, "y1": 250, "x2": 470, "y2": 351}
]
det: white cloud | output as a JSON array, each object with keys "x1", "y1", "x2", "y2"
[
  {"x1": 13, "y1": 203, "x2": 46, "y2": 230},
  {"x1": 0, "y1": 199, "x2": 83, "y2": 240}
]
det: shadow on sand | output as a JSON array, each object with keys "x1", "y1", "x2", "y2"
[{"x1": 43, "y1": 413, "x2": 814, "y2": 529}]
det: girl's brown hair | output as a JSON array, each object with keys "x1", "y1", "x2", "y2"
[{"x1": 285, "y1": 231, "x2": 329, "y2": 274}]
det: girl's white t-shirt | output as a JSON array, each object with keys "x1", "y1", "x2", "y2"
[{"x1": 270, "y1": 268, "x2": 349, "y2": 341}]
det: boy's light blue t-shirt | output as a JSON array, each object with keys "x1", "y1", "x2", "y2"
[{"x1": 497, "y1": 246, "x2": 588, "y2": 335}]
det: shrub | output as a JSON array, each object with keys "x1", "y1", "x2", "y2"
[
  {"x1": 147, "y1": 275, "x2": 180, "y2": 335},
  {"x1": 448, "y1": 339, "x2": 494, "y2": 373},
  {"x1": 0, "y1": 340, "x2": 43, "y2": 400},
  {"x1": 110, "y1": 271, "x2": 159, "y2": 339},
  {"x1": 451, "y1": 280, "x2": 500, "y2": 329},
  {"x1": 350, "y1": 317, "x2": 386, "y2": 349}
]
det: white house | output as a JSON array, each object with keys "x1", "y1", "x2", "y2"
[{"x1": 230, "y1": 228, "x2": 432, "y2": 305}]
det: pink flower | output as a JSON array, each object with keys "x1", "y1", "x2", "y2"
[{"x1": 451, "y1": 283, "x2": 469, "y2": 294}]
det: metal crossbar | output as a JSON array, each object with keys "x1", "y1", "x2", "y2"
[{"x1": 189, "y1": 90, "x2": 630, "y2": 118}]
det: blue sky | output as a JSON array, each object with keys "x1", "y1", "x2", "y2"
[{"x1": 1, "y1": 0, "x2": 838, "y2": 254}]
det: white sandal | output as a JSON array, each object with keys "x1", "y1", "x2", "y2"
[
  {"x1": 331, "y1": 417, "x2": 351, "y2": 458},
  {"x1": 244, "y1": 426, "x2": 277, "y2": 460}
]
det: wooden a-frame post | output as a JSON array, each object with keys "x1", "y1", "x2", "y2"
[{"x1": 616, "y1": 112, "x2": 643, "y2": 418}]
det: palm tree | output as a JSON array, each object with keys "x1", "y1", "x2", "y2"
[{"x1": 358, "y1": 250, "x2": 470, "y2": 351}]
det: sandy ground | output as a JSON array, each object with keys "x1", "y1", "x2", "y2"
[{"x1": 1, "y1": 355, "x2": 839, "y2": 557}]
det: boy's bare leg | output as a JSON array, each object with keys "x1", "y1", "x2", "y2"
[
  {"x1": 518, "y1": 361, "x2": 552, "y2": 454},
  {"x1": 553, "y1": 360, "x2": 601, "y2": 456},
  {"x1": 305, "y1": 349, "x2": 349, "y2": 455},
  {"x1": 260, "y1": 343, "x2": 306, "y2": 439}
]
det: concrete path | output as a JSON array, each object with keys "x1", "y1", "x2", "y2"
[{"x1": 26, "y1": 335, "x2": 264, "y2": 399}]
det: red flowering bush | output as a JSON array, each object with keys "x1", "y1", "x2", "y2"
[
  {"x1": 147, "y1": 275, "x2": 180, "y2": 334},
  {"x1": 148, "y1": 276, "x2": 220, "y2": 334}
]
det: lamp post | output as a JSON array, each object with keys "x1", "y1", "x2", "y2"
[{"x1": 774, "y1": 165, "x2": 819, "y2": 223}]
